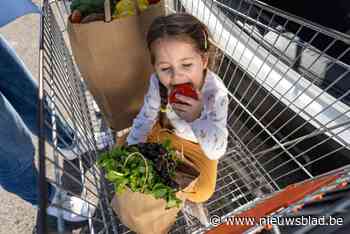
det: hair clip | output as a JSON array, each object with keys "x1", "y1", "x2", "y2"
[
  {"x1": 203, "y1": 30, "x2": 208, "y2": 50},
  {"x1": 160, "y1": 106, "x2": 168, "y2": 113}
]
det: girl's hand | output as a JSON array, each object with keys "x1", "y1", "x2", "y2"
[{"x1": 171, "y1": 91, "x2": 203, "y2": 122}]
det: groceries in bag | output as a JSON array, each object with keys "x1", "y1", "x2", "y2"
[
  {"x1": 69, "y1": 0, "x2": 161, "y2": 23},
  {"x1": 113, "y1": 0, "x2": 149, "y2": 18},
  {"x1": 98, "y1": 140, "x2": 199, "y2": 233},
  {"x1": 69, "y1": 0, "x2": 107, "y2": 23},
  {"x1": 98, "y1": 140, "x2": 198, "y2": 208}
]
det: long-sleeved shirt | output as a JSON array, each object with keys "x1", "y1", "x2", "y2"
[{"x1": 126, "y1": 70, "x2": 229, "y2": 160}]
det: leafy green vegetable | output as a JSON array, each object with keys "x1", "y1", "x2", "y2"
[
  {"x1": 70, "y1": 0, "x2": 120, "y2": 19},
  {"x1": 98, "y1": 142, "x2": 182, "y2": 209}
]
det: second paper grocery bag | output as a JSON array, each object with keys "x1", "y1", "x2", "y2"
[{"x1": 67, "y1": 1, "x2": 165, "y2": 131}]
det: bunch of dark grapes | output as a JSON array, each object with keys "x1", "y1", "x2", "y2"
[{"x1": 127, "y1": 143, "x2": 179, "y2": 189}]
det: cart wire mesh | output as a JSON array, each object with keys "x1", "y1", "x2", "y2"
[
  {"x1": 38, "y1": 0, "x2": 117, "y2": 233},
  {"x1": 38, "y1": 0, "x2": 350, "y2": 233}
]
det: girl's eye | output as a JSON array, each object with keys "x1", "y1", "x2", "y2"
[
  {"x1": 161, "y1": 67, "x2": 170, "y2": 72},
  {"x1": 183, "y1": 64, "x2": 192, "y2": 67}
]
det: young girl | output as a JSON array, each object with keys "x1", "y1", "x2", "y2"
[{"x1": 126, "y1": 13, "x2": 229, "y2": 223}]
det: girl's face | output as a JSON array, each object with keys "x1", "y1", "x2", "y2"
[{"x1": 152, "y1": 38, "x2": 209, "y2": 93}]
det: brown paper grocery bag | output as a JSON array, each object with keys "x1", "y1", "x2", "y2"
[
  {"x1": 111, "y1": 158, "x2": 199, "y2": 234},
  {"x1": 111, "y1": 188, "x2": 180, "y2": 234},
  {"x1": 67, "y1": 2, "x2": 165, "y2": 131}
]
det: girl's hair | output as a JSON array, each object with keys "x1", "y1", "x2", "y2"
[{"x1": 147, "y1": 13, "x2": 214, "y2": 129}]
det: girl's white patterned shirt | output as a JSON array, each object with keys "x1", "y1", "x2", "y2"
[{"x1": 126, "y1": 70, "x2": 229, "y2": 160}]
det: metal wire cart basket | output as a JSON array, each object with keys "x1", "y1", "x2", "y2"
[{"x1": 38, "y1": 0, "x2": 350, "y2": 233}]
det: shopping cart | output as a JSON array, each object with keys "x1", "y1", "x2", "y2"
[{"x1": 37, "y1": 0, "x2": 350, "y2": 233}]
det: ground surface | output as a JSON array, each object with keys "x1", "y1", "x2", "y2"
[{"x1": 0, "y1": 1, "x2": 44, "y2": 233}]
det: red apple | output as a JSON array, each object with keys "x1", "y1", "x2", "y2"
[
  {"x1": 169, "y1": 83, "x2": 198, "y2": 105},
  {"x1": 70, "y1": 10, "x2": 82, "y2": 23}
]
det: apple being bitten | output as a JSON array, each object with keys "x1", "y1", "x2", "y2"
[{"x1": 169, "y1": 83, "x2": 198, "y2": 105}]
